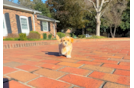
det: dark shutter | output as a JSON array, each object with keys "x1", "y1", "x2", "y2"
[
  {"x1": 5, "y1": 13, "x2": 12, "y2": 34},
  {"x1": 48, "y1": 22, "x2": 50, "y2": 31},
  {"x1": 28, "y1": 17, "x2": 33, "y2": 31},
  {"x1": 16, "y1": 15, "x2": 21, "y2": 33},
  {"x1": 40, "y1": 21, "x2": 43, "y2": 31}
]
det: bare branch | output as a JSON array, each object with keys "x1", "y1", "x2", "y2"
[
  {"x1": 100, "y1": 0, "x2": 112, "y2": 17},
  {"x1": 99, "y1": 0, "x2": 104, "y2": 11},
  {"x1": 88, "y1": 0, "x2": 97, "y2": 11},
  {"x1": 100, "y1": 6, "x2": 109, "y2": 17},
  {"x1": 104, "y1": 0, "x2": 110, "y2": 3}
]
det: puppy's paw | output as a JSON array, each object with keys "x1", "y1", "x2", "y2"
[
  {"x1": 66, "y1": 55, "x2": 71, "y2": 58},
  {"x1": 62, "y1": 52, "x2": 66, "y2": 55}
]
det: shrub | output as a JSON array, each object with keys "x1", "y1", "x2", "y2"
[
  {"x1": 78, "y1": 35, "x2": 86, "y2": 38},
  {"x1": 78, "y1": 35, "x2": 82, "y2": 38},
  {"x1": 27, "y1": 32, "x2": 40, "y2": 39},
  {"x1": 19, "y1": 33, "x2": 27, "y2": 41},
  {"x1": 7, "y1": 34, "x2": 19, "y2": 38},
  {"x1": 70, "y1": 33, "x2": 74, "y2": 37},
  {"x1": 82, "y1": 35, "x2": 86, "y2": 38},
  {"x1": 87, "y1": 35, "x2": 107, "y2": 39},
  {"x1": 43, "y1": 33, "x2": 47, "y2": 39},
  {"x1": 57, "y1": 32, "x2": 65, "y2": 38},
  {"x1": 3, "y1": 38, "x2": 14, "y2": 41},
  {"x1": 30, "y1": 31, "x2": 40, "y2": 35},
  {"x1": 48, "y1": 34, "x2": 52, "y2": 39}
]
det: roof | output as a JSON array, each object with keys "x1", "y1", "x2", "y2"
[
  {"x1": 37, "y1": 15, "x2": 60, "y2": 23},
  {"x1": 3, "y1": 0, "x2": 41, "y2": 14}
]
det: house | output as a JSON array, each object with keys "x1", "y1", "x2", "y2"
[{"x1": 3, "y1": 0, "x2": 60, "y2": 38}]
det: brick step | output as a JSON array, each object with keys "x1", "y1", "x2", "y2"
[
  {"x1": 3, "y1": 41, "x2": 58, "y2": 49},
  {"x1": 3, "y1": 38, "x2": 130, "y2": 49}
]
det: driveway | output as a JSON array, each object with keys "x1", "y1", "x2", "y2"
[{"x1": 3, "y1": 40, "x2": 130, "y2": 88}]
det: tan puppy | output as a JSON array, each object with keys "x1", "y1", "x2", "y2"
[{"x1": 56, "y1": 35, "x2": 74, "y2": 58}]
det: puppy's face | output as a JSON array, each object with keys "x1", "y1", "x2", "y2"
[{"x1": 61, "y1": 37, "x2": 74, "y2": 46}]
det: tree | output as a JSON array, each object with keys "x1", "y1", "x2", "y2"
[
  {"x1": 103, "y1": 0, "x2": 127, "y2": 38},
  {"x1": 83, "y1": 0, "x2": 113, "y2": 36},
  {"x1": 18, "y1": 0, "x2": 34, "y2": 9},
  {"x1": 47, "y1": 0, "x2": 89, "y2": 32},
  {"x1": 34, "y1": 2, "x2": 52, "y2": 17},
  {"x1": 18, "y1": 0, "x2": 52, "y2": 17}
]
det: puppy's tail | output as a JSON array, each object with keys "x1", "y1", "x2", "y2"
[{"x1": 56, "y1": 35, "x2": 61, "y2": 43}]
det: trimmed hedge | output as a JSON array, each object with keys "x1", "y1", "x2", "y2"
[
  {"x1": 19, "y1": 33, "x2": 27, "y2": 41},
  {"x1": 27, "y1": 31, "x2": 40, "y2": 39},
  {"x1": 57, "y1": 32, "x2": 65, "y2": 38},
  {"x1": 43, "y1": 33, "x2": 47, "y2": 39}
]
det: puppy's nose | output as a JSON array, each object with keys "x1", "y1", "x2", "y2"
[{"x1": 65, "y1": 42, "x2": 67, "y2": 44}]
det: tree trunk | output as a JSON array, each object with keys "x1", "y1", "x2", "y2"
[
  {"x1": 96, "y1": 13, "x2": 101, "y2": 36},
  {"x1": 82, "y1": 28, "x2": 84, "y2": 35},
  {"x1": 110, "y1": 26, "x2": 114, "y2": 38},
  {"x1": 113, "y1": 26, "x2": 117, "y2": 38}
]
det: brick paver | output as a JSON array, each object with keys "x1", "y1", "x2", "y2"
[
  {"x1": 89, "y1": 71, "x2": 130, "y2": 85},
  {"x1": 7, "y1": 71, "x2": 38, "y2": 82},
  {"x1": 34, "y1": 68, "x2": 65, "y2": 79},
  {"x1": 3, "y1": 67, "x2": 16, "y2": 74},
  {"x1": 81, "y1": 64, "x2": 114, "y2": 73},
  {"x1": 28, "y1": 77, "x2": 71, "y2": 88},
  {"x1": 3, "y1": 40, "x2": 130, "y2": 88},
  {"x1": 3, "y1": 80, "x2": 30, "y2": 88},
  {"x1": 59, "y1": 67, "x2": 91, "y2": 76},
  {"x1": 60, "y1": 74, "x2": 104, "y2": 88}
]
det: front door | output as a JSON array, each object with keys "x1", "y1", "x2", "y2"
[{"x1": 3, "y1": 14, "x2": 8, "y2": 37}]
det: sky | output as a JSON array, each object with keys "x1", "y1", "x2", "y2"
[{"x1": 13, "y1": 0, "x2": 47, "y2": 3}]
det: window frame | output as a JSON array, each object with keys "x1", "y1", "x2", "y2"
[
  {"x1": 19, "y1": 16, "x2": 29, "y2": 31},
  {"x1": 3, "y1": 14, "x2": 8, "y2": 36},
  {"x1": 42, "y1": 21, "x2": 48, "y2": 32},
  {"x1": 3, "y1": 14, "x2": 8, "y2": 37}
]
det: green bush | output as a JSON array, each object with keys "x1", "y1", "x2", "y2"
[
  {"x1": 48, "y1": 34, "x2": 52, "y2": 39},
  {"x1": 43, "y1": 33, "x2": 47, "y2": 39},
  {"x1": 87, "y1": 35, "x2": 107, "y2": 39},
  {"x1": 57, "y1": 32, "x2": 65, "y2": 38},
  {"x1": 19, "y1": 33, "x2": 27, "y2": 41},
  {"x1": 3, "y1": 38, "x2": 14, "y2": 41},
  {"x1": 70, "y1": 33, "x2": 74, "y2": 37},
  {"x1": 27, "y1": 32, "x2": 40, "y2": 39},
  {"x1": 7, "y1": 34, "x2": 19, "y2": 38},
  {"x1": 82, "y1": 35, "x2": 86, "y2": 38},
  {"x1": 78, "y1": 35, "x2": 85, "y2": 38},
  {"x1": 78, "y1": 35, "x2": 82, "y2": 38},
  {"x1": 30, "y1": 31, "x2": 40, "y2": 35}
]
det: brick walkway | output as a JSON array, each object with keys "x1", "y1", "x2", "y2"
[{"x1": 3, "y1": 40, "x2": 130, "y2": 88}]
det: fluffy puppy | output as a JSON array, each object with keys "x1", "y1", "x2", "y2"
[{"x1": 56, "y1": 35, "x2": 74, "y2": 58}]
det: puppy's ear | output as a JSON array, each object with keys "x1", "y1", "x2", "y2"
[{"x1": 70, "y1": 38, "x2": 74, "y2": 43}]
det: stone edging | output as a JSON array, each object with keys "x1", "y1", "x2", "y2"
[
  {"x1": 3, "y1": 42, "x2": 58, "y2": 49},
  {"x1": 3, "y1": 38, "x2": 130, "y2": 49}
]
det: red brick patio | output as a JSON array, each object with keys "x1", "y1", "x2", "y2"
[{"x1": 3, "y1": 39, "x2": 130, "y2": 88}]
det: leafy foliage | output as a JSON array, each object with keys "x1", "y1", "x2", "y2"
[
  {"x1": 7, "y1": 34, "x2": 19, "y2": 38},
  {"x1": 48, "y1": 34, "x2": 52, "y2": 39},
  {"x1": 43, "y1": 33, "x2": 47, "y2": 39},
  {"x1": 57, "y1": 32, "x2": 65, "y2": 38},
  {"x1": 18, "y1": 0, "x2": 51, "y2": 17},
  {"x1": 47, "y1": 0, "x2": 89, "y2": 30},
  {"x1": 27, "y1": 31, "x2": 40, "y2": 39},
  {"x1": 19, "y1": 33, "x2": 27, "y2": 41}
]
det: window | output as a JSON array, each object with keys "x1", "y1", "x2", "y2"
[
  {"x1": 20, "y1": 16, "x2": 29, "y2": 30},
  {"x1": 42, "y1": 21, "x2": 48, "y2": 32}
]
